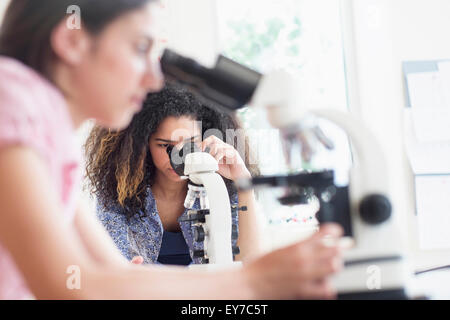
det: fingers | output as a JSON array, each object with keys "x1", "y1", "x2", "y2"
[
  {"x1": 287, "y1": 223, "x2": 344, "y2": 281},
  {"x1": 311, "y1": 252, "x2": 343, "y2": 279},
  {"x1": 131, "y1": 256, "x2": 144, "y2": 265},
  {"x1": 312, "y1": 223, "x2": 344, "y2": 241},
  {"x1": 213, "y1": 147, "x2": 226, "y2": 163},
  {"x1": 299, "y1": 223, "x2": 343, "y2": 254},
  {"x1": 297, "y1": 245, "x2": 343, "y2": 281},
  {"x1": 308, "y1": 225, "x2": 345, "y2": 257},
  {"x1": 202, "y1": 136, "x2": 236, "y2": 164},
  {"x1": 202, "y1": 136, "x2": 231, "y2": 153},
  {"x1": 246, "y1": 236, "x2": 342, "y2": 299},
  {"x1": 201, "y1": 135, "x2": 222, "y2": 152}
]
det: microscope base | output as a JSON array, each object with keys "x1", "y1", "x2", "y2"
[
  {"x1": 338, "y1": 288, "x2": 409, "y2": 300},
  {"x1": 332, "y1": 256, "x2": 412, "y2": 300}
]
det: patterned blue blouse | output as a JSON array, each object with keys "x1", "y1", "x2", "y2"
[{"x1": 97, "y1": 187, "x2": 239, "y2": 265}]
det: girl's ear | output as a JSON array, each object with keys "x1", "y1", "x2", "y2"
[{"x1": 50, "y1": 18, "x2": 91, "y2": 66}]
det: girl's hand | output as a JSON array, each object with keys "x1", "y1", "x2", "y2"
[
  {"x1": 201, "y1": 135, "x2": 251, "y2": 181},
  {"x1": 131, "y1": 256, "x2": 144, "y2": 265},
  {"x1": 243, "y1": 223, "x2": 344, "y2": 299}
]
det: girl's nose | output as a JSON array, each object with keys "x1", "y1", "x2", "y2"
[{"x1": 143, "y1": 59, "x2": 164, "y2": 92}]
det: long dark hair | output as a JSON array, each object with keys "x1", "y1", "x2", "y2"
[
  {"x1": 85, "y1": 83, "x2": 259, "y2": 217},
  {"x1": 0, "y1": 0, "x2": 153, "y2": 78}
]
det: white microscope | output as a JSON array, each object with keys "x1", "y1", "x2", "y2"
[
  {"x1": 166, "y1": 142, "x2": 241, "y2": 269},
  {"x1": 161, "y1": 49, "x2": 412, "y2": 299}
]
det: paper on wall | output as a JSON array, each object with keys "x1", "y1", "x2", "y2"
[
  {"x1": 411, "y1": 107, "x2": 450, "y2": 143},
  {"x1": 415, "y1": 175, "x2": 450, "y2": 250},
  {"x1": 404, "y1": 109, "x2": 450, "y2": 174},
  {"x1": 437, "y1": 61, "x2": 450, "y2": 109},
  {"x1": 406, "y1": 71, "x2": 449, "y2": 109}
]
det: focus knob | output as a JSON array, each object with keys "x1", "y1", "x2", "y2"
[
  {"x1": 193, "y1": 250, "x2": 205, "y2": 258},
  {"x1": 359, "y1": 194, "x2": 392, "y2": 225},
  {"x1": 194, "y1": 226, "x2": 205, "y2": 242}
]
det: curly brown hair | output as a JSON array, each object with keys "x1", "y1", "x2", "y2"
[{"x1": 85, "y1": 83, "x2": 259, "y2": 217}]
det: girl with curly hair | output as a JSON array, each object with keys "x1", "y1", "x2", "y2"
[
  {"x1": 85, "y1": 83, "x2": 263, "y2": 265},
  {"x1": 0, "y1": 0, "x2": 343, "y2": 300}
]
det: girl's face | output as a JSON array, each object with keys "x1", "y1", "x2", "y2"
[
  {"x1": 70, "y1": 2, "x2": 164, "y2": 129},
  {"x1": 149, "y1": 116, "x2": 202, "y2": 183}
]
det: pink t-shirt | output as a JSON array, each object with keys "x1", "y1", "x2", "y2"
[{"x1": 0, "y1": 57, "x2": 81, "y2": 299}]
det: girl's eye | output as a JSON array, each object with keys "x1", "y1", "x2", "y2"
[
  {"x1": 135, "y1": 42, "x2": 151, "y2": 56},
  {"x1": 158, "y1": 144, "x2": 169, "y2": 148}
]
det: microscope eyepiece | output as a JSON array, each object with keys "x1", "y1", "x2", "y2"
[
  {"x1": 160, "y1": 49, "x2": 262, "y2": 111},
  {"x1": 166, "y1": 142, "x2": 201, "y2": 177},
  {"x1": 161, "y1": 49, "x2": 210, "y2": 84}
]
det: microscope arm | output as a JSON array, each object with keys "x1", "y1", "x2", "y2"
[
  {"x1": 184, "y1": 152, "x2": 235, "y2": 266},
  {"x1": 188, "y1": 172, "x2": 233, "y2": 265},
  {"x1": 312, "y1": 109, "x2": 389, "y2": 195},
  {"x1": 312, "y1": 109, "x2": 401, "y2": 256},
  {"x1": 251, "y1": 69, "x2": 406, "y2": 259},
  {"x1": 249, "y1": 71, "x2": 409, "y2": 295}
]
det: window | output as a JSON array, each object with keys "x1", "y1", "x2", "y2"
[
  {"x1": 216, "y1": 0, "x2": 352, "y2": 225},
  {"x1": 216, "y1": 0, "x2": 351, "y2": 176}
]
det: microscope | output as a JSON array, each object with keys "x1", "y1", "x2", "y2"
[
  {"x1": 166, "y1": 142, "x2": 241, "y2": 269},
  {"x1": 160, "y1": 49, "x2": 411, "y2": 299}
]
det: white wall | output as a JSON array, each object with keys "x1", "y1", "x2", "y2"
[
  {"x1": 160, "y1": 0, "x2": 219, "y2": 66},
  {"x1": 346, "y1": 0, "x2": 450, "y2": 270}
]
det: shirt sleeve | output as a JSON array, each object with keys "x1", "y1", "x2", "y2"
[
  {"x1": 0, "y1": 69, "x2": 47, "y2": 156},
  {"x1": 230, "y1": 193, "x2": 239, "y2": 249},
  {"x1": 96, "y1": 202, "x2": 134, "y2": 261}
]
